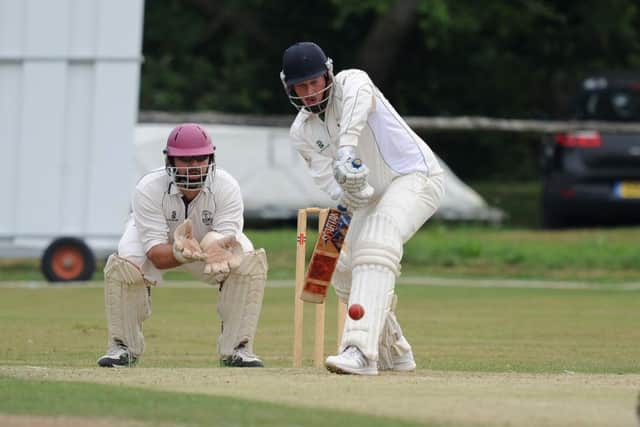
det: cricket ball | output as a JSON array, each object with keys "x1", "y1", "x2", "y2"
[{"x1": 348, "y1": 304, "x2": 365, "y2": 320}]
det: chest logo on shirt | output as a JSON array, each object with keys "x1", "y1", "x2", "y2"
[
  {"x1": 168, "y1": 210, "x2": 178, "y2": 222},
  {"x1": 315, "y1": 140, "x2": 330, "y2": 152},
  {"x1": 202, "y1": 210, "x2": 213, "y2": 226}
]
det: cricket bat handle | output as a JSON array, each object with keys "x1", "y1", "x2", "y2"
[{"x1": 299, "y1": 161, "x2": 363, "y2": 304}]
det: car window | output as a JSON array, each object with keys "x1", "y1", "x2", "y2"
[
  {"x1": 584, "y1": 93, "x2": 599, "y2": 116},
  {"x1": 610, "y1": 91, "x2": 636, "y2": 119},
  {"x1": 579, "y1": 88, "x2": 640, "y2": 121}
]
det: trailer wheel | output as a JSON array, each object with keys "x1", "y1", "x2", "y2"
[{"x1": 41, "y1": 237, "x2": 96, "y2": 282}]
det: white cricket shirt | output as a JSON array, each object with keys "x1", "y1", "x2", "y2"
[
  {"x1": 131, "y1": 167, "x2": 244, "y2": 254},
  {"x1": 289, "y1": 69, "x2": 443, "y2": 200}
]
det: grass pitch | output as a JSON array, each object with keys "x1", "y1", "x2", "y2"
[
  {"x1": 1, "y1": 284, "x2": 639, "y2": 373},
  {"x1": 2, "y1": 224, "x2": 640, "y2": 426},
  {"x1": 1, "y1": 281, "x2": 639, "y2": 426},
  {"x1": 2, "y1": 368, "x2": 638, "y2": 427}
]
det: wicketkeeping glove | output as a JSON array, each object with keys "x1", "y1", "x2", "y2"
[
  {"x1": 200, "y1": 232, "x2": 244, "y2": 283},
  {"x1": 173, "y1": 219, "x2": 205, "y2": 264}
]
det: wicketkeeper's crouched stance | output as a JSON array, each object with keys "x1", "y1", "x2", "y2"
[
  {"x1": 281, "y1": 42, "x2": 445, "y2": 375},
  {"x1": 98, "y1": 123, "x2": 268, "y2": 368}
]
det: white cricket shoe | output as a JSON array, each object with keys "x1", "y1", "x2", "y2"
[
  {"x1": 220, "y1": 345, "x2": 264, "y2": 367},
  {"x1": 325, "y1": 346, "x2": 378, "y2": 376},
  {"x1": 97, "y1": 344, "x2": 137, "y2": 368}
]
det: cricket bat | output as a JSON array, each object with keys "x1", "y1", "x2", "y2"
[{"x1": 300, "y1": 206, "x2": 351, "y2": 303}]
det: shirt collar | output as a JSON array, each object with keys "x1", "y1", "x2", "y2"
[{"x1": 299, "y1": 108, "x2": 314, "y2": 123}]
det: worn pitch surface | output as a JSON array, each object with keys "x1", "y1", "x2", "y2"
[{"x1": 1, "y1": 366, "x2": 638, "y2": 427}]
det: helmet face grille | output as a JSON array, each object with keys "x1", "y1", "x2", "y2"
[
  {"x1": 286, "y1": 79, "x2": 334, "y2": 114},
  {"x1": 166, "y1": 163, "x2": 216, "y2": 190}
]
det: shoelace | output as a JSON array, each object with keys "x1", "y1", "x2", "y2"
[
  {"x1": 107, "y1": 345, "x2": 127, "y2": 357},
  {"x1": 343, "y1": 346, "x2": 367, "y2": 365},
  {"x1": 344, "y1": 346, "x2": 361, "y2": 356}
]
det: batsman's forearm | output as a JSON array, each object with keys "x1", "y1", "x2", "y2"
[{"x1": 147, "y1": 243, "x2": 183, "y2": 269}]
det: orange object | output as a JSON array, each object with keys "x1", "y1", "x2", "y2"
[
  {"x1": 300, "y1": 208, "x2": 350, "y2": 303},
  {"x1": 293, "y1": 208, "x2": 347, "y2": 368}
]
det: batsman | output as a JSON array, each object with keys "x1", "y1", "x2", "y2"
[
  {"x1": 281, "y1": 42, "x2": 445, "y2": 375},
  {"x1": 97, "y1": 123, "x2": 267, "y2": 368}
]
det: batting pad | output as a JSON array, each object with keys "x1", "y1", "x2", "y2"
[
  {"x1": 331, "y1": 249, "x2": 352, "y2": 303},
  {"x1": 340, "y1": 263, "x2": 395, "y2": 361},
  {"x1": 217, "y1": 249, "x2": 267, "y2": 357},
  {"x1": 339, "y1": 213, "x2": 403, "y2": 360},
  {"x1": 103, "y1": 254, "x2": 154, "y2": 357},
  {"x1": 378, "y1": 296, "x2": 412, "y2": 370},
  {"x1": 351, "y1": 214, "x2": 403, "y2": 276}
]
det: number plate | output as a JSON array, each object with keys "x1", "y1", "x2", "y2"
[{"x1": 615, "y1": 182, "x2": 640, "y2": 199}]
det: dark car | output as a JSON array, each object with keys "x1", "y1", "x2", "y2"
[{"x1": 541, "y1": 72, "x2": 640, "y2": 228}]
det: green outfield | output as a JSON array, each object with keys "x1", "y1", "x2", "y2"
[
  {"x1": 1, "y1": 279, "x2": 639, "y2": 426},
  {"x1": 1, "y1": 283, "x2": 639, "y2": 372},
  {"x1": 1, "y1": 226, "x2": 640, "y2": 426},
  {"x1": 4, "y1": 225, "x2": 640, "y2": 282}
]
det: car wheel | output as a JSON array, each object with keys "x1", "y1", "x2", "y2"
[{"x1": 41, "y1": 237, "x2": 96, "y2": 282}]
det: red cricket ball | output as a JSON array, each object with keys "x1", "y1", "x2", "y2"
[{"x1": 348, "y1": 304, "x2": 365, "y2": 320}]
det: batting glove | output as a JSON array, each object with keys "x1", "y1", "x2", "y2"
[
  {"x1": 333, "y1": 146, "x2": 370, "y2": 192},
  {"x1": 338, "y1": 184, "x2": 374, "y2": 210}
]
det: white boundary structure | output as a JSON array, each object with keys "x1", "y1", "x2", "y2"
[
  {"x1": 0, "y1": 1, "x2": 144, "y2": 274},
  {"x1": 139, "y1": 111, "x2": 640, "y2": 134},
  {"x1": 135, "y1": 123, "x2": 503, "y2": 223}
]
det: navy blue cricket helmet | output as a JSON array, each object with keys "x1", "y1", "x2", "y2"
[{"x1": 280, "y1": 42, "x2": 334, "y2": 114}]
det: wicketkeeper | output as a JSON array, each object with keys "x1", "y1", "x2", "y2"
[
  {"x1": 281, "y1": 42, "x2": 445, "y2": 375},
  {"x1": 97, "y1": 123, "x2": 268, "y2": 368}
]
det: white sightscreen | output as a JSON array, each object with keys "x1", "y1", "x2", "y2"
[{"x1": 0, "y1": 0, "x2": 144, "y2": 240}]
